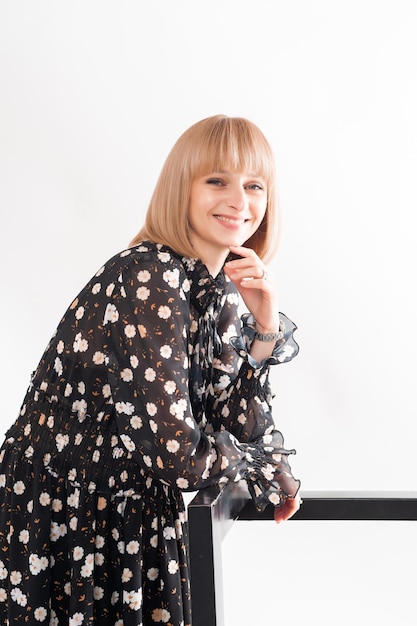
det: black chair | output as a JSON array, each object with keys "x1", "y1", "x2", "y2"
[{"x1": 188, "y1": 482, "x2": 417, "y2": 626}]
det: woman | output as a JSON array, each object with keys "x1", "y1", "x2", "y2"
[{"x1": 0, "y1": 115, "x2": 301, "y2": 626}]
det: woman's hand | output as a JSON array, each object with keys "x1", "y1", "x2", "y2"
[
  {"x1": 224, "y1": 245, "x2": 279, "y2": 334},
  {"x1": 274, "y1": 494, "x2": 302, "y2": 524}
]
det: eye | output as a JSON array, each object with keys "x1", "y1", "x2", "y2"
[
  {"x1": 246, "y1": 182, "x2": 264, "y2": 191},
  {"x1": 206, "y1": 178, "x2": 225, "y2": 186}
]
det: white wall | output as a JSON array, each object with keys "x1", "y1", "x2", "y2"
[{"x1": 1, "y1": 2, "x2": 416, "y2": 624}]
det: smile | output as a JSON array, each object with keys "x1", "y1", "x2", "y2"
[{"x1": 214, "y1": 215, "x2": 248, "y2": 225}]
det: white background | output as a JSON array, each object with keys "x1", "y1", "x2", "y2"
[{"x1": 1, "y1": 2, "x2": 416, "y2": 624}]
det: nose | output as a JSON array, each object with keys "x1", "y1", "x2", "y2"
[{"x1": 227, "y1": 183, "x2": 248, "y2": 212}]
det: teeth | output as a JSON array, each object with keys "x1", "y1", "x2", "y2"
[{"x1": 215, "y1": 216, "x2": 245, "y2": 225}]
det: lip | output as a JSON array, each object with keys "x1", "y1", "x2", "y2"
[{"x1": 213, "y1": 214, "x2": 250, "y2": 227}]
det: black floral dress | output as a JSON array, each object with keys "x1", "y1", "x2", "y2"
[{"x1": 0, "y1": 242, "x2": 300, "y2": 626}]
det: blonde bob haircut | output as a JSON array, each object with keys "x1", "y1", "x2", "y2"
[{"x1": 130, "y1": 115, "x2": 280, "y2": 263}]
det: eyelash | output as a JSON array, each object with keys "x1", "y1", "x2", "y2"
[{"x1": 206, "y1": 178, "x2": 264, "y2": 191}]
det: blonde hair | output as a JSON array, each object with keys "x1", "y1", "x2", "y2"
[{"x1": 130, "y1": 115, "x2": 280, "y2": 262}]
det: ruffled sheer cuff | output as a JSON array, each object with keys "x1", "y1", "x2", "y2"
[
  {"x1": 230, "y1": 312, "x2": 299, "y2": 368},
  {"x1": 241, "y1": 429, "x2": 301, "y2": 512}
]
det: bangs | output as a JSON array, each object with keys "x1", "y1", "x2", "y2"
[{"x1": 185, "y1": 116, "x2": 275, "y2": 183}]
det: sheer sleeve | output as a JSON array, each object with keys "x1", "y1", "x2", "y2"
[
  {"x1": 104, "y1": 251, "x2": 248, "y2": 492},
  {"x1": 208, "y1": 283, "x2": 301, "y2": 510}
]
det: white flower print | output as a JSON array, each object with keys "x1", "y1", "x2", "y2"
[
  {"x1": 149, "y1": 419, "x2": 158, "y2": 433},
  {"x1": 56, "y1": 339, "x2": 64, "y2": 354},
  {"x1": 261, "y1": 464, "x2": 275, "y2": 481},
  {"x1": 11, "y1": 588, "x2": 27, "y2": 606},
  {"x1": 106, "y1": 283, "x2": 115, "y2": 297},
  {"x1": 182, "y1": 277, "x2": 190, "y2": 293},
  {"x1": 163, "y1": 526, "x2": 176, "y2": 541},
  {"x1": 115, "y1": 401, "x2": 135, "y2": 415},
  {"x1": 39, "y1": 492, "x2": 51, "y2": 506},
  {"x1": 80, "y1": 554, "x2": 94, "y2": 578},
  {"x1": 130, "y1": 354, "x2": 139, "y2": 368},
  {"x1": 19, "y1": 529, "x2": 29, "y2": 544},
  {"x1": 150, "y1": 534, "x2": 158, "y2": 548},
  {"x1": 93, "y1": 586, "x2": 104, "y2": 600},
  {"x1": 160, "y1": 345, "x2": 172, "y2": 358},
  {"x1": 73, "y1": 546, "x2": 84, "y2": 561},
  {"x1": 166, "y1": 440, "x2": 180, "y2": 454},
  {"x1": 93, "y1": 351, "x2": 106, "y2": 365},
  {"x1": 126, "y1": 540, "x2": 140, "y2": 555},
  {"x1": 120, "y1": 368, "x2": 133, "y2": 382},
  {"x1": 157, "y1": 251, "x2": 170, "y2": 262},
  {"x1": 268, "y1": 492, "x2": 281, "y2": 506},
  {"x1": 0, "y1": 561, "x2": 7, "y2": 580},
  {"x1": 72, "y1": 399, "x2": 87, "y2": 419},
  {"x1": 67, "y1": 489, "x2": 80, "y2": 508},
  {"x1": 121, "y1": 567, "x2": 133, "y2": 583},
  {"x1": 163, "y1": 268, "x2": 180, "y2": 288},
  {"x1": 117, "y1": 541, "x2": 125, "y2": 554},
  {"x1": 221, "y1": 324, "x2": 238, "y2": 343},
  {"x1": 34, "y1": 607, "x2": 48, "y2": 621},
  {"x1": 238, "y1": 413, "x2": 246, "y2": 425},
  {"x1": 73, "y1": 332, "x2": 88, "y2": 352},
  {"x1": 143, "y1": 455, "x2": 152, "y2": 468},
  {"x1": 92, "y1": 450, "x2": 100, "y2": 463},
  {"x1": 130, "y1": 415, "x2": 142, "y2": 429},
  {"x1": 50, "y1": 522, "x2": 62, "y2": 542},
  {"x1": 0, "y1": 474, "x2": 5, "y2": 488},
  {"x1": 215, "y1": 374, "x2": 231, "y2": 391},
  {"x1": 64, "y1": 383, "x2": 73, "y2": 397},
  {"x1": 145, "y1": 367, "x2": 156, "y2": 382},
  {"x1": 124, "y1": 324, "x2": 136, "y2": 338},
  {"x1": 120, "y1": 434, "x2": 135, "y2": 453},
  {"x1": 13, "y1": 481, "x2": 25, "y2": 495},
  {"x1": 0, "y1": 588, "x2": 6, "y2": 602},
  {"x1": 95, "y1": 553, "x2": 105, "y2": 566},
  {"x1": 127, "y1": 588, "x2": 143, "y2": 611},
  {"x1": 152, "y1": 608, "x2": 171, "y2": 623},
  {"x1": 277, "y1": 344, "x2": 295, "y2": 362},
  {"x1": 29, "y1": 554, "x2": 48, "y2": 576},
  {"x1": 75, "y1": 306, "x2": 85, "y2": 320},
  {"x1": 169, "y1": 399, "x2": 187, "y2": 420},
  {"x1": 158, "y1": 305, "x2": 171, "y2": 319},
  {"x1": 54, "y1": 357, "x2": 63, "y2": 376},
  {"x1": 10, "y1": 570, "x2": 22, "y2": 585},
  {"x1": 221, "y1": 456, "x2": 230, "y2": 470},
  {"x1": 69, "y1": 612, "x2": 84, "y2": 626},
  {"x1": 146, "y1": 402, "x2": 157, "y2": 416},
  {"x1": 227, "y1": 292, "x2": 239, "y2": 305},
  {"x1": 103, "y1": 302, "x2": 119, "y2": 325},
  {"x1": 176, "y1": 477, "x2": 189, "y2": 489},
  {"x1": 136, "y1": 286, "x2": 150, "y2": 301},
  {"x1": 102, "y1": 383, "x2": 112, "y2": 398},
  {"x1": 69, "y1": 517, "x2": 78, "y2": 531},
  {"x1": 168, "y1": 560, "x2": 179, "y2": 574},
  {"x1": 55, "y1": 433, "x2": 69, "y2": 452},
  {"x1": 137, "y1": 269, "x2": 151, "y2": 282},
  {"x1": 92, "y1": 282, "x2": 101, "y2": 294},
  {"x1": 147, "y1": 567, "x2": 159, "y2": 581},
  {"x1": 164, "y1": 380, "x2": 176, "y2": 394}
]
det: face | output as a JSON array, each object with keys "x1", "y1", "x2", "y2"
[{"x1": 188, "y1": 170, "x2": 267, "y2": 272}]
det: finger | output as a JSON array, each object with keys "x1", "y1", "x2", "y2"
[{"x1": 225, "y1": 257, "x2": 268, "y2": 284}]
